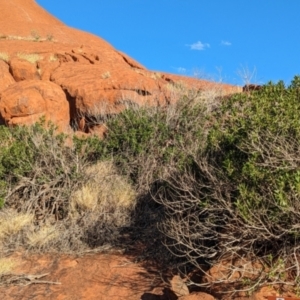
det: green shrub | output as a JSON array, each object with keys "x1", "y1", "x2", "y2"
[
  {"x1": 0, "y1": 125, "x2": 35, "y2": 208},
  {"x1": 150, "y1": 77, "x2": 300, "y2": 293},
  {"x1": 0, "y1": 127, "x2": 34, "y2": 180},
  {"x1": 0, "y1": 121, "x2": 138, "y2": 254},
  {"x1": 100, "y1": 92, "x2": 209, "y2": 191},
  {"x1": 209, "y1": 77, "x2": 300, "y2": 226},
  {"x1": 0, "y1": 121, "x2": 81, "y2": 215},
  {"x1": 73, "y1": 134, "x2": 104, "y2": 162}
]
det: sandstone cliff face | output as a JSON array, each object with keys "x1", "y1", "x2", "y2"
[{"x1": 0, "y1": 0, "x2": 242, "y2": 133}]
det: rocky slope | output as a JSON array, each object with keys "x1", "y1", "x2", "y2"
[{"x1": 0, "y1": 0, "x2": 241, "y2": 134}]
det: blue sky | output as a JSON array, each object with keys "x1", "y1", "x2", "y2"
[{"x1": 37, "y1": 0, "x2": 300, "y2": 86}]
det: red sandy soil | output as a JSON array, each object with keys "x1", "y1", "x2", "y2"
[{"x1": 0, "y1": 251, "x2": 168, "y2": 300}]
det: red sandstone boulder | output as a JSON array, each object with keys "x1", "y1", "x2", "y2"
[
  {"x1": 251, "y1": 286, "x2": 297, "y2": 300},
  {"x1": 9, "y1": 57, "x2": 40, "y2": 82},
  {"x1": 0, "y1": 61, "x2": 15, "y2": 92},
  {"x1": 37, "y1": 58, "x2": 60, "y2": 81},
  {"x1": 203, "y1": 258, "x2": 264, "y2": 285},
  {"x1": 170, "y1": 275, "x2": 189, "y2": 297},
  {"x1": 50, "y1": 63, "x2": 169, "y2": 117},
  {"x1": 0, "y1": 80, "x2": 70, "y2": 131}
]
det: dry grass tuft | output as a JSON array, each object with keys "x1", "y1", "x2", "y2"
[
  {"x1": 49, "y1": 54, "x2": 58, "y2": 62},
  {"x1": 71, "y1": 185, "x2": 98, "y2": 212},
  {"x1": 17, "y1": 53, "x2": 42, "y2": 64},
  {"x1": 0, "y1": 210, "x2": 33, "y2": 242},
  {"x1": 26, "y1": 223, "x2": 59, "y2": 248},
  {"x1": 0, "y1": 258, "x2": 15, "y2": 276},
  {"x1": 71, "y1": 160, "x2": 136, "y2": 214},
  {"x1": 0, "y1": 34, "x2": 55, "y2": 42},
  {"x1": 101, "y1": 71, "x2": 111, "y2": 79},
  {"x1": 0, "y1": 52, "x2": 9, "y2": 62}
]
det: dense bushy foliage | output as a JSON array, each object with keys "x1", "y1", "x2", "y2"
[
  {"x1": 100, "y1": 92, "x2": 209, "y2": 191},
  {"x1": 0, "y1": 122, "x2": 77, "y2": 214},
  {"x1": 208, "y1": 77, "x2": 300, "y2": 235},
  {"x1": 98, "y1": 77, "x2": 300, "y2": 292},
  {"x1": 0, "y1": 121, "x2": 135, "y2": 254},
  {"x1": 158, "y1": 77, "x2": 300, "y2": 292},
  {"x1": 2, "y1": 77, "x2": 300, "y2": 294}
]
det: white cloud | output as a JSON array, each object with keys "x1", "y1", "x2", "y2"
[
  {"x1": 221, "y1": 40, "x2": 232, "y2": 46},
  {"x1": 187, "y1": 41, "x2": 210, "y2": 50},
  {"x1": 177, "y1": 67, "x2": 186, "y2": 73}
]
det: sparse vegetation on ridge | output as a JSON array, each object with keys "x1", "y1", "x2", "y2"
[
  {"x1": 1, "y1": 76, "x2": 300, "y2": 295},
  {"x1": 17, "y1": 52, "x2": 41, "y2": 63},
  {"x1": 0, "y1": 32, "x2": 55, "y2": 42},
  {"x1": 0, "y1": 52, "x2": 9, "y2": 62},
  {"x1": 0, "y1": 52, "x2": 44, "y2": 64}
]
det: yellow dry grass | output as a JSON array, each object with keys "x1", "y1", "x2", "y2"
[
  {"x1": 0, "y1": 52, "x2": 9, "y2": 62},
  {"x1": 70, "y1": 160, "x2": 136, "y2": 213},
  {"x1": 101, "y1": 71, "x2": 111, "y2": 79},
  {"x1": 48, "y1": 54, "x2": 58, "y2": 62},
  {"x1": 71, "y1": 185, "x2": 98, "y2": 212},
  {"x1": 26, "y1": 223, "x2": 59, "y2": 248},
  {"x1": 0, "y1": 210, "x2": 33, "y2": 242},
  {"x1": 0, "y1": 34, "x2": 54, "y2": 42},
  {"x1": 17, "y1": 52, "x2": 42, "y2": 64},
  {"x1": 0, "y1": 258, "x2": 15, "y2": 276},
  {"x1": 150, "y1": 72, "x2": 162, "y2": 80}
]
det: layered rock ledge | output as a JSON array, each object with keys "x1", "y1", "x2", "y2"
[{"x1": 0, "y1": 0, "x2": 241, "y2": 134}]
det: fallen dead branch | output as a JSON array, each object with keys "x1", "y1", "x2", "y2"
[{"x1": 0, "y1": 273, "x2": 61, "y2": 286}]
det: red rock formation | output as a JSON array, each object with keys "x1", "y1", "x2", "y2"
[
  {"x1": 0, "y1": 61, "x2": 15, "y2": 92},
  {"x1": 0, "y1": 0, "x2": 242, "y2": 133},
  {"x1": 170, "y1": 275, "x2": 189, "y2": 297},
  {"x1": 0, "y1": 80, "x2": 70, "y2": 131},
  {"x1": 10, "y1": 57, "x2": 40, "y2": 82}
]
